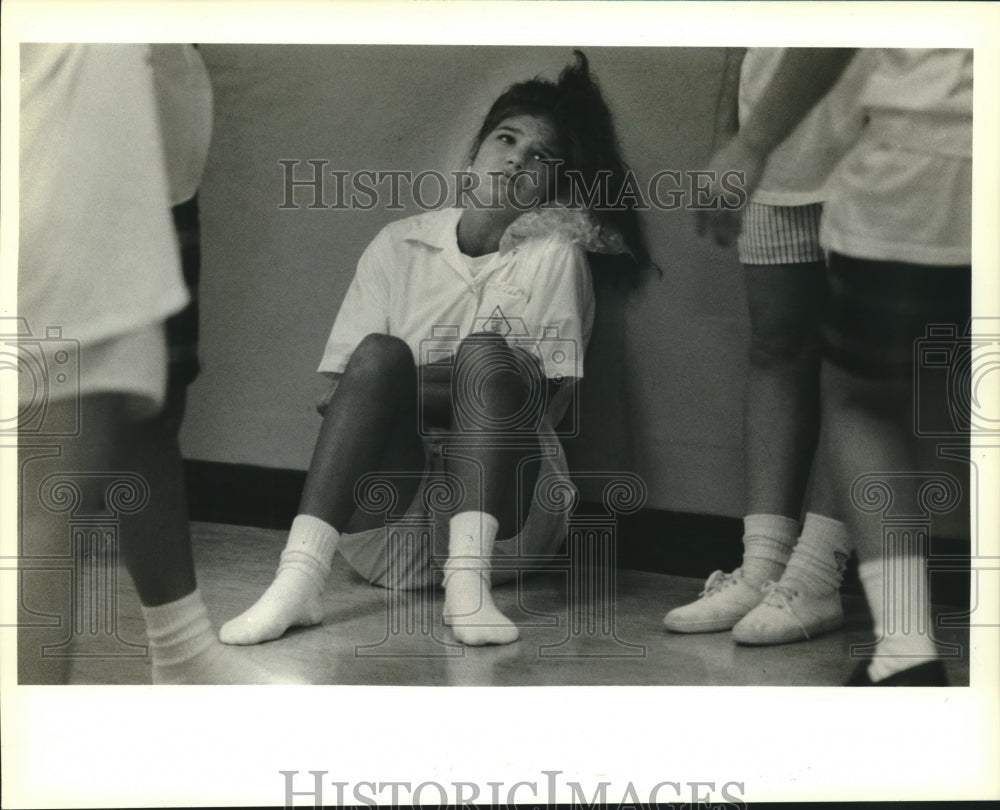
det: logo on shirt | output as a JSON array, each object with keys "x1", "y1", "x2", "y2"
[{"x1": 477, "y1": 306, "x2": 513, "y2": 338}]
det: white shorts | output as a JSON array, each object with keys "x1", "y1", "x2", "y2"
[
  {"x1": 337, "y1": 430, "x2": 570, "y2": 590},
  {"x1": 16, "y1": 322, "x2": 168, "y2": 425},
  {"x1": 737, "y1": 202, "x2": 824, "y2": 266}
]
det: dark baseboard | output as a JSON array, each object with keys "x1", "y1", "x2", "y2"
[
  {"x1": 182, "y1": 459, "x2": 970, "y2": 607},
  {"x1": 185, "y1": 459, "x2": 304, "y2": 530}
]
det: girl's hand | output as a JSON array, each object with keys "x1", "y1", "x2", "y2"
[
  {"x1": 692, "y1": 134, "x2": 767, "y2": 249},
  {"x1": 694, "y1": 205, "x2": 742, "y2": 249}
]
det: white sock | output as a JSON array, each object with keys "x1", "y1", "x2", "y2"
[
  {"x1": 858, "y1": 556, "x2": 937, "y2": 681},
  {"x1": 782, "y1": 512, "x2": 851, "y2": 596},
  {"x1": 219, "y1": 514, "x2": 338, "y2": 645},
  {"x1": 142, "y1": 589, "x2": 304, "y2": 684},
  {"x1": 740, "y1": 514, "x2": 799, "y2": 587},
  {"x1": 442, "y1": 511, "x2": 519, "y2": 646}
]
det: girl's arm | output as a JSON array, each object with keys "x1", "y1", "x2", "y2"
[
  {"x1": 695, "y1": 47, "x2": 746, "y2": 248},
  {"x1": 711, "y1": 47, "x2": 747, "y2": 152},
  {"x1": 737, "y1": 48, "x2": 857, "y2": 165},
  {"x1": 695, "y1": 48, "x2": 858, "y2": 245},
  {"x1": 316, "y1": 374, "x2": 342, "y2": 415},
  {"x1": 712, "y1": 48, "x2": 858, "y2": 202}
]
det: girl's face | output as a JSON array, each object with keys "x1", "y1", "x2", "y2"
[{"x1": 470, "y1": 114, "x2": 561, "y2": 209}]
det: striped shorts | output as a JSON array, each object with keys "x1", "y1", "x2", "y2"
[{"x1": 737, "y1": 201, "x2": 824, "y2": 266}]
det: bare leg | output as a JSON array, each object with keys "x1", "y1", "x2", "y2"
[
  {"x1": 300, "y1": 333, "x2": 426, "y2": 531},
  {"x1": 18, "y1": 397, "x2": 114, "y2": 684},
  {"x1": 221, "y1": 333, "x2": 427, "y2": 644},
  {"x1": 442, "y1": 333, "x2": 544, "y2": 646},
  {"x1": 116, "y1": 384, "x2": 196, "y2": 606},
  {"x1": 18, "y1": 393, "x2": 192, "y2": 680},
  {"x1": 664, "y1": 262, "x2": 824, "y2": 634},
  {"x1": 20, "y1": 393, "x2": 300, "y2": 683},
  {"x1": 820, "y1": 361, "x2": 942, "y2": 680},
  {"x1": 743, "y1": 261, "x2": 825, "y2": 518}
]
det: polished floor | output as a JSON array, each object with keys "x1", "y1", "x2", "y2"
[{"x1": 60, "y1": 521, "x2": 970, "y2": 686}]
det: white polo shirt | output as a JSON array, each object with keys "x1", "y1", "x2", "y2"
[{"x1": 318, "y1": 207, "x2": 595, "y2": 382}]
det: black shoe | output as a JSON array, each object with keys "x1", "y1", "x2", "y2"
[{"x1": 846, "y1": 659, "x2": 948, "y2": 686}]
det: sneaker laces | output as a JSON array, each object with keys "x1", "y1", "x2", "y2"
[
  {"x1": 760, "y1": 581, "x2": 811, "y2": 639},
  {"x1": 699, "y1": 569, "x2": 738, "y2": 597}
]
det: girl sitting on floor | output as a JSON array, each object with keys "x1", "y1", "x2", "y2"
[{"x1": 221, "y1": 50, "x2": 653, "y2": 647}]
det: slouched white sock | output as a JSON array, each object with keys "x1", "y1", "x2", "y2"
[
  {"x1": 442, "y1": 511, "x2": 518, "y2": 646},
  {"x1": 782, "y1": 512, "x2": 851, "y2": 595},
  {"x1": 220, "y1": 514, "x2": 339, "y2": 645},
  {"x1": 740, "y1": 513, "x2": 799, "y2": 587}
]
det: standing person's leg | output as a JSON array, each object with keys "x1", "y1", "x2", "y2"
[
  {"x1": 742, "y1": 261, "x2": 825, "y2": 521},
  {"x1": 123, "y1": 191, "x2": 203, "y2": 608},
  {"x1": 665, "y1": 204, "x2": 827, "y2": 633},
  {"x1": 441, "y1": 333, "x2": 545, "y2": 646},
  {"x1": 822, "y1": 364, "x2": 945, "y2": 682},
  {"x1": 220, "y1": 333, "x2": 427, "y2": 644},
  {"x1": 116, "y1": 391, "x2": 300, "y2": 683},
  {"x1": 18, "y1": 397, "x2": 115, "y2": 684},
  {"x1": 825, "y1": 254, "x2": 969, "y2": 685},
  {"x1": 732, "y1": 435, "x2": 851, "y2": 644},
  {"x1": 19, "y1": 384, "x2": 301, "y2": 684}
]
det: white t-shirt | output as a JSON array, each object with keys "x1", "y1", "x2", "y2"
[
  {"x1": 19, "y1": 44, "x2": 188, "y2": 347},
  {"x1": 150, "y1": 44, "x2": 214, "y2": 207},
  {"x1": 739, "y1": 48, "x2": 869, "y2": 206},
  {"x1": 319, "y1": 207, "x2": 595, "y2": 385},
  {"x1": 820, "y1": 48, "x2": 972, "y2": 265}
]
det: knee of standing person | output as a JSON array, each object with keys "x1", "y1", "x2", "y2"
[{"x1": 344, "y1": 332, "x2": 414, "y2": 380}]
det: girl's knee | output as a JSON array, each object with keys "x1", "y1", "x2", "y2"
[
  {"x1": 455, "y1": 336, "x2": 542, "y2": 395},
  {"x1": 452, "y1": 336, "x2": 545, "y2": 429},
  {"x1": 345, "y1": 333, "x2": 414, "y2": 379}
]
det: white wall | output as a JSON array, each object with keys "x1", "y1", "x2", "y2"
[{"x1": 180, "y1": 45, "x2": 748, "y2": 516}]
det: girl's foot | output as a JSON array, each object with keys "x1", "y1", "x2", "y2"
[
  {"x1": 442, "y1": 511, "x2": 519, "y2": 646},
  {"x1": 220, "y1": 515, "x2": 338, "y2": 645},
  {"x1": 219, "y1": 567, "x2": 325, "y2": 645},
  {"x1": 663, "y1": 569, "x2": 763, "y2": 633},
  {"x1": 443, "y1": 567, "x2": 519, "y2": 646}
]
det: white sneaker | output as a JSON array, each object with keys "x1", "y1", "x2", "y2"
[
  {"x1": 663, "y1": 569, "x2": 764, "y2": 633},
  {"x1": 731, "y1": 580, "x2": 843, "y2": 645}
]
